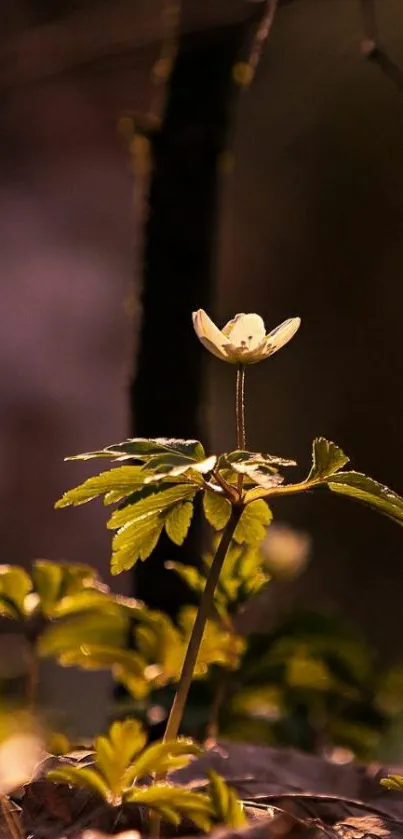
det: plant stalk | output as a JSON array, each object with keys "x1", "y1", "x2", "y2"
[
  {"x1": 162, "y1": 506, "x2": 242, "y2": 743},
  {"x1": 150, "y1": 507, "x2": 242, "y2": 838},
  {"x1": 236, "y1": 364, "x2": 246, "y2": 493}
]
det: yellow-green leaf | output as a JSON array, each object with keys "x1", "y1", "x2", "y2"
[
  {"x1": 165, "y1": 502, "x2": 194, "y2": 545},
  {"x1": 108, "y1": 484, "x2": 197, "y2": 531},
  {"x1": 328, "y1": 472, "x2": 403, "y2": 526},
  {"x1": 108, "y1": 485, "x2": 198, "y2": 574},
  {"x1": 123, "y1": 738, "x2": 202, "y2": 786},
  {"x1": 124, "y1": 785, "x2": 213, "y2": 831},
  {"x1": 68, "y1": 438, "x2": 205, "y2": 462},
  {"x1": 38, "y1": 611, "x2": 128, "y2": 658},
  {"x1": 308, "y1": 438, "x2": 349, "y2": 481},
  {"x1": 381, "y1": 774, "x2": 403, "y2": 791},
  {"x1": 111, "y1": 523, "x2": 163, "y2": 575},
  {"x1": 55, "y1": 466, "x2": 145, "y2": 508},
  {"x1": 0, "y1": 565, "x2": 33, "y2": 617},
  {"x1": 95, "y1": 719, "x2": 147, "y2": 796},
  {"x1": 47, "y1": 766, "x2": 110, "y2": 801},
  {"x1": 203, "y1": 492, "x2": 231, "y2": 530},
  {"x1": 233, "y1": 500, "x2": 272, "y2": 545},
  {"x1": 208, "y1": 771, "x2": 246, "y2": 828}
]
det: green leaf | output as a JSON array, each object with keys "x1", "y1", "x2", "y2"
[
  {"x1": 52, "y1": 644, "x2": 150, "y2": 697},
  {"x1": 328, "y1": 472, "x2": 403, "y2": 526},
  {"x1": 222, "y1": 450, "x2": 296, "y2": 489},
  {"x1": 95, "y1": 720, "x2": 147, "y2": 796},
  {"x1": 0, "y1": 565, "x2": 33, "y2": 617},
  {"x1": 55, "y1": 465, "x2": 146, "y2": 508},
  {"x1": 226, "y1": 450, "x2": 296, "y2": 467},
  {"x1": 165, "y1": 562, "x2": 206, "y2": 596},
  {"x1": 203, "y1": 492, "x2": 232, "y2": 530},
  {"x1": 233, "y1": 500, "x2": 272, "y2": 545},
  {"x1": 33, "y1": 561, "x2": 102, "y2": 605},
  {"x1": 111, "y1": 523, "x2": 164, "y2": 574},
  {"x1": 123, "y1": 738, "x2": 202, "y2": 786},
  {"x1": 165, "y1": 502, "x2": 194, "y2": 545},
  {"x1": 68, "y1": 438, "x2": 206, "y2": 462},
  {"x1": 38, "y1": 611, "x2": 129, "y2": 658},
  {"x1": 220, "y1": 452, "x2": 293, "y2": 489},
  {"x1": 46, "y1": 766, "x2": 111, "y2": 802},
  {"x1": 50, "y1": 590, "x2": 116, "y2": 619},
  {"x1": 31, "y1": 561, "x2": 64, "y2": 613},
  {"x1": 124, "y1": 785, "x2": 213, "y2": 831},
  {"x1": 308, "y1": 438, "x2": 349, "y2": 481},
  {"x1": 208, "y1": 771, "x2": 246, "y2": 828},
  {"x1": 108, "y1": 485, "x2": 198, "y2": 574},
  {"x1": 381, "y1": 775, "x2": 403, "y2": 791},
  {"x1": 108, "y1": 484, "x2": 197, "y2": 531},
  {"x1": 143, "y1": 453, "x2": 216, "y2": 484}
]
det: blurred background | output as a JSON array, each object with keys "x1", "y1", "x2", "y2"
[{"x1": 1, "y1": 0, "x2": 403, "y2": 746}]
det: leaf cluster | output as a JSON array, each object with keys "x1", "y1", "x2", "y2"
[{"x1": 47, "y1": 719, "x2": 245, "y2": 830}]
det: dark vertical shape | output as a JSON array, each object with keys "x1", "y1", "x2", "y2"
[{"x1": 131, "y1": 24, "x2": 246, "y2": 615}]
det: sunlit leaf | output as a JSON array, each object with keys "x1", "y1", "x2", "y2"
[
  {"x1": 47, "y1": 591, "x2": 109, "y2": 619},
  {"x1": 0, "y1": 565, "x2": 33, "y2": 618},
  {"x1": 68, "y1": 438, "x2": 205, "y2": 462},
  {"x1": 381, "y1": 774, "x2": 403, "y2": 791},
  {"x1": 233, "y1": 500, "x2": 272, "y2": 545},
  {"x1": 124, "y1": 785, "x2": 213, "y2": 831},
  {"x1": 328, "y1": 472, "x2": 403, "y2": 526},
  {"x1": 53, "y1": 644, "x2": 150, "y2": 697},
  {"x1": 208, "y1": 771, "x2": 246, "y2": 828},
  {"x1": 111, "y1": 524, "x2": 164, "y2": 574},
  {"x1": 55, "y1": 466, "x2": 146, "y2": 508},
  {"x1": 308, "y1": 438, "x2": 349, "y2": 481},
  {"x1": 108, "y1": 485, "x2": 198, "y2": 574},
  {"x1": 165, "y1": 502, "x2": 194, "y2": 545},
  {"x1": 226, "y1": 450, "x2": 296, "y2": 467},
  {"x1": 203, "y1": 492, "x2": 231, "y2": 530},
  {"x1": 143, "y1": 453, "x2": 216, "y2": 484},
  {"x1": 95, "y1": 720, "x2": 147, "y2": 796},
  {"x1": 38, "y1": 611, "x2": 129, "y2": 658},
  {"x1": 47, "y1": 766, "x2": 110, "y2": 801},
  {"x1": 31, "y1": 561, "x2": 64, "y2": 613},
  {"x1": 123, "y1": 738, "x2": 202, "y2": 786},
  {"x1": 108, "y1": 485, "x2": 197, "y2": 531}
]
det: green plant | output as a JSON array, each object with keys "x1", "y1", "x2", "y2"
[
  {"x1": 55, "y1": 309, "x2": 403, "y2": 756},
  {"x1": 0, "y1": 561, "x2": 243, "y2": 713},
  {"x1": 0, "y1": 561, "x2": 119, "y2": 707},
  {"x1": 3, "y1": 308, "x2": 403, "y2": 836},
  {"x1": 46, "y1": 718, "x2": 245, "y2": 830}
]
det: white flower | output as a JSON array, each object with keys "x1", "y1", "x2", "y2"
[{"x1": 192, "y1": 310, "x2": 301, "y2": 364}]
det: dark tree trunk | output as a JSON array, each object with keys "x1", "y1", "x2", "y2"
[{"x1": 131, "y1": 22, "x2": 248, "y2": 615}]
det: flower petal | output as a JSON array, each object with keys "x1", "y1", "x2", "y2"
[
  {"x1": 192, "y1": 310, "x2": 230, "y2": 360},
  {"x1": 222, "y1": 313, "x2": 266, "y2": 351},
  {"x1": 264, "y1": 317, "x2": 301, "y2": 357},
  {"x1": 225, "y1": 338, "x2": 267, "y2": 364}
]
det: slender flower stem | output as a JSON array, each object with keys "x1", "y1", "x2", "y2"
[
  {"x1": 236, "y1": 364, "x2": 246, "y2": 450},
  {"x1": 162, "y1": 506, "x2": 243, "y2": 743},
  {"x1": 236, "y1": 364, "x2": 246, "y2": 494}
]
